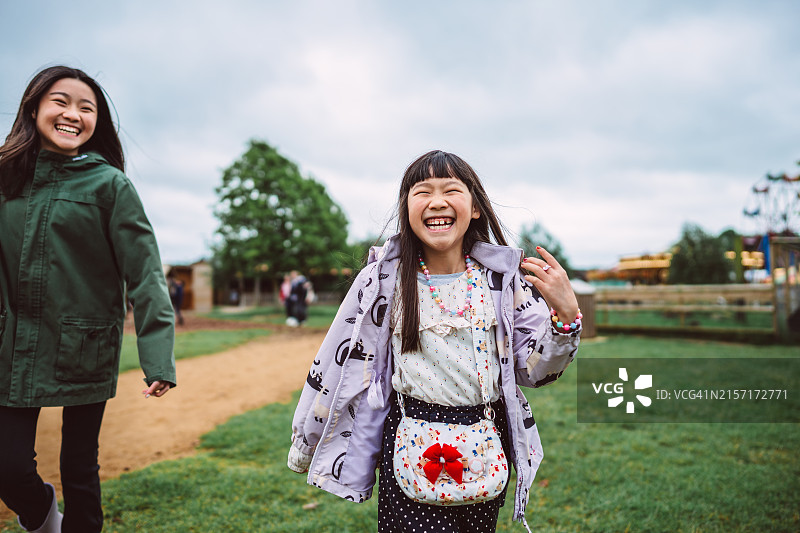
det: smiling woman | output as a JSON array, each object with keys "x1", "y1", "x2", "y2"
[
  {"x1": 33, "y1": 78, "x2": 98, "y2": 156},
  {"x1": 0, "y1": 66, "x2": 176, "y2": 533},
  {"x1": 0, "y1": 66, "x2": 124, "y2": 199}
]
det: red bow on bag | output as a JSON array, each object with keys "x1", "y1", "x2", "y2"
[{"x1": 422, "y1": 443, "x2": 463, "y2": 485}]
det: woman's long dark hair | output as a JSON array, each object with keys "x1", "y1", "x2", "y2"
[
  {"x1": 397, "y1": 150, "x2": 508, "y2": 353},
  {"x1": 0, "y1": 66, "x2": 124, "y2": 199}
]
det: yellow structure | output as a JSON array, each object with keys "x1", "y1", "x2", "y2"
[{"x1": 588, "y1": 251, "x2": 765, "y2": 285}]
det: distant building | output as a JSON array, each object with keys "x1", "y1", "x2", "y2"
[
  {"x1": 587, "y1": 253, "x2": 672, "y2": 285},
  {"x1": 163, "y1": 260, "x2": 213, "y2": 312}
]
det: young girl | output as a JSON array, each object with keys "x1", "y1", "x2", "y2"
[
  {"x1": 288, "y1": 150, "x2": 581, "y2": 532},
  {"x1": 0, "y1": 66, "x2": 176, "y2": 533}
]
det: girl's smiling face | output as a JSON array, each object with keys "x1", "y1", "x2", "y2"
[
  {"x1": 34, "y1": 78, "x2": 97, "y2": 156},
  {"x1": 408, "y1": 176, "x2": 480, "y2": 261}
]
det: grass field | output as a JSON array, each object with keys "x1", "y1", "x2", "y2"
[
  {"x1": 118, "y1": 328, "x2": 273, "y2": 373},
  {"x1": 87, "y1": 335, "x2": 800, "y2": 532},
  {"x1": 597, "y1": 309, "x2": 774, "y2": 330},
  {"x1": 203, "y1": 304, "x2": 341, "y2": 329}
]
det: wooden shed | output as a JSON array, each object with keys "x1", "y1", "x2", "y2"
[{"x1": 164, "y1": 260, "x2": 213, "y2": 313}]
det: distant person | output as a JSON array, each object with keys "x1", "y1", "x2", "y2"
[
  {"x1": 280, "y1": 274, "x2": 292, "y2": 318},
  {"x1": 288, "y1": 150, "x2": 581, "y2": 532},
  {"x1": 0, "y1": 66, "x2": 177, "y2": 533},
  {"x1": 286, "y1": 270, "x2": 310, "y2": 326},
  {"x1": 305, "y1": 279, "x2": 316, "y2": 305},
  {"x1": 168, "y1": 275, "x2": 185, "y2": 326}
]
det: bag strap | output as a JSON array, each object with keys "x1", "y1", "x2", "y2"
[
  {"x1": 470, "y1": 265, "x2": 495, "y2": 420},
  {"x1": 398, "y1": 390, "x2": 407, "y2": 417}
]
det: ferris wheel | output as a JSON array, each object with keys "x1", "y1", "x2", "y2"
[{"x1": 743, "y1": 162, "x2": 800, "y2": 236}]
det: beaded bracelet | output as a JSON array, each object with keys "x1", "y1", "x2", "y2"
[{"x1": 551, "y1": 308, "x2": 582, "y2": 331}]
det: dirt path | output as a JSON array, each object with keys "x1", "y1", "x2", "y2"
[{"x1": 0, "y1": 324, "x2": 325, "y2": 524}]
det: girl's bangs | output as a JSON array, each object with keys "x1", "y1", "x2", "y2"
[{"x1": 406, "y1": 151, "x2": 463, "y2": 187}]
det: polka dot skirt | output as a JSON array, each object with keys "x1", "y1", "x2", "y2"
[{"x1": 377, "y1": 394, "x2": 510, "y2": 532}]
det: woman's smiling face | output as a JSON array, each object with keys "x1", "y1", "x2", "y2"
[
  {"x1": 408, "y1": 176, "x2": 480, "y2": 259},
  {"x1": 34, "y1": 77, "x2": 97, "y2": 156}
]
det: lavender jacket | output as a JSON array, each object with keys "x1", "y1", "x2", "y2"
[{"x1": 289, "y1": 236, "x2": 580, "y2": 524}]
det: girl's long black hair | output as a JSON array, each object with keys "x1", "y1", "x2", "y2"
[
  {"x1": 0, "y1": 65, "x2": 124, "y2": 199},
  {"x1": 397, "y1": 150, "x2": 508, "y2": 353}
]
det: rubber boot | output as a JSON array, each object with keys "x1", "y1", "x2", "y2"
[{"x1": 17, "y1": 482, "x2": 62, "y2": 533}]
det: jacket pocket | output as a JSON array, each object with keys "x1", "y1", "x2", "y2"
[
  {"x1": 53, "y1": 190, "x2": 113, "y2": 208},
  {"x1": 50, "y1": 192, "x2": 112, "y2": 248},
  {"x1": 55, "y1": 318, "x2": 119, "y2": 383}
]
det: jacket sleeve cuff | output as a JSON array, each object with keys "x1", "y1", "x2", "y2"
[
  {"x1": 288, "y1": 443, "x2": 314, "y2": 473},
  {"x1": 142, "y1": 375, "x2": 177, "y2": 388}
]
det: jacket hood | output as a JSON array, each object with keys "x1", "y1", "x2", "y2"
[{"x1": 368, "y1": 234, "x2": 402, "y2": 265}]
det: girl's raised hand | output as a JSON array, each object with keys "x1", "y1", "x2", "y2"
[
  {"x1": 142, "y1": 380, "x2": 171, "y2": 399},
  {"x1": 521, "y1": 246, "x2": 580, "y2": 331}
]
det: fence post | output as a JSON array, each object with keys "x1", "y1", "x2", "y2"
[{"x1": 771, "y1": 239, "x2": 780, "y2": 339}]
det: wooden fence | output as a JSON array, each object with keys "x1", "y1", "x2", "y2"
[{"x1": 594, "y1": 284, "x2": 776, "y2": 338}]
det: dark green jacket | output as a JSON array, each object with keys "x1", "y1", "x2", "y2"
[{"x1": 0, "y1": 150, "x2": 176, "y2": 407}]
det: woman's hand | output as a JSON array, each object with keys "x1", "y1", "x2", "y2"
[
  {"x1": 521, "y1": 246, "x2": 580, "y2": 330},
  {"x1": 142, "y1": 380, "x2": 171, "y2": 399}
]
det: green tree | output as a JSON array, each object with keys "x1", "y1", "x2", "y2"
[
  {"x1": 717, "y1": 227, "x2": 739, "y2": 253},
  {"x1": 517, "y1": 222, "x2": 574, "y2": 277},
  {"x1": 718, "y1": 227, "x2": 745, "y2": 282},
  {"x1": 667, "y1": 223, "x2": 733, "y2": 284},
  {"x1": 212, "y1": 140, "x2": 349, "y2": 287}
]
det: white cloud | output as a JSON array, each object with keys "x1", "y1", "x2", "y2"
[{"x1": 135, "y1": 183, "x2": 218, "y2": 264}]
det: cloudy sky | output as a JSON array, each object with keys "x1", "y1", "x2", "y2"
[{"x1": 2, "y1": 0, "x2": 798, "y2": 269}]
